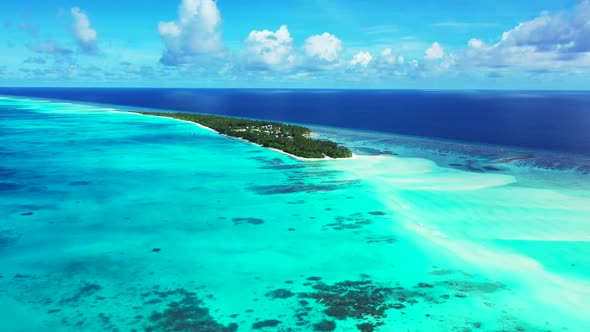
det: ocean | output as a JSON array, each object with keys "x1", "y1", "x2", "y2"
[
  {"x1": 0, "y1": 90, "x2": 589, "y2": 331},
  {"x1": 1, "y1": 88, "x2": 590, "y2": 154}
]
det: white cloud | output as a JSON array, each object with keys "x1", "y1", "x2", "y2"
[
  {"x1": 350, "y1": 51, "x2": 373, "y2": 66},
  {"x1": 380, "y1": 48, "x2": 404, "y2": 64},
  {"x1": 458, "y1": 1, "x2": 590, "y2": 72},
  {"x1": 440, "y1": 54, "x2": 457, "y2": 70},
  {"x1": 158, "y1": 0, "x2": 224, "y2": 66},
  {"x1": 497, "y1": 2, "x2": 590, "y2": 53},
  {"x1": 303, "y1": 33, "x2": 343, "y2": 62},
  {"x1": 425, "y1": 42, "x2": 444, "y2": 59},
  {"x1": 243, "y1": 25, "x2": 295, "y2": 71},
  {"x1": 468, "y1": 38, "x2": 484, "y2": 49},
  {"x1": 71, "y1": 7, "x2": 98, "y2": 54}
]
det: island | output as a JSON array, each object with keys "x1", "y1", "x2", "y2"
[{"x1": 137, "y1": 112, "x2": 353, "y2": 159}]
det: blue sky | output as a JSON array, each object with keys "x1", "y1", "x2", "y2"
[{"x1": 1, "y1": 0, "x2": 589, "y2": 89}]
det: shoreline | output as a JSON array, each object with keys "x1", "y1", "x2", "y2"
[{"x1": 123, "y1": 111, "x2": 358, "y2": 162}]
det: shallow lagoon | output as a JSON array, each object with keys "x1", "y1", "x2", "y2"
[{"x1": 1, "y1": 96, "x2": 589, "y2": 331}]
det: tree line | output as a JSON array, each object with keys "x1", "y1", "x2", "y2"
[{"x1": 139, "y1": 112, "x2": 353, "y2": 159}]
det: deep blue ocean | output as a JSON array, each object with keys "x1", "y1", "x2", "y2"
[{"x1": 0, "y1": 88, "x2": 589, "y2": 154}]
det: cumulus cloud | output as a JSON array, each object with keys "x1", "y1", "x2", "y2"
[
  {"x1": 458, "y1": 1, "x2": 590, "y2": 72},
  {"x1": 372, "y1": 48, "x2": 409, "y2": 75},
  {"x1": 350, "y1": 51, "x2": 373, "y2": 66},
  {"x1": 440, "y1": 54, "x2": 457, "y2": 70},
  {"x1": 159, "y1": 0, "x2": 224, "y2": 66},
  {"x1": 15, "y1": 0, "x2": 590, "y2": 83},
  {"x1": 379, "y1": 48, "x2": 404, "y2": 65},
  {"x1": 341, "y1": 48, "x2": 424, "y2": 81},
  {"x1": 303, "y1": 33, "x2": 343, "y2": 62},
  {"x1": 468, "y1": 38, "x2": 484, "y2": 49},
  {"x1": 71, "y1": 7, "x2": 98, "y2": 54},
  {"x1": 243, "y1": 25, "x2": 295, "y2": 71},
  {"x1": 425, "y1": 42, "x2": 445, "y2": 59},
  {"x1": 498, "y1": 1, "x2": 590, "y2": 53}
]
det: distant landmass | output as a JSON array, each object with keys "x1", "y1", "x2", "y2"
[{"x1": 138, "y1": 112, "x2": 353, "y2": 159}]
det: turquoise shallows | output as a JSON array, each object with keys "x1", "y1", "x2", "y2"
[{"x1": 1, "y1": 96, "x2": 589, "y2": 331}]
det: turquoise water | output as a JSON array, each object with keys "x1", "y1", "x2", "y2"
[{"x1": 1, "y1": 96, "x2": 589, "y2": 331}]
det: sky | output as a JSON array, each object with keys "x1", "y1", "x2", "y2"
[{"x1": 0, "y1": 0, "x2": 589, "y2": 89}]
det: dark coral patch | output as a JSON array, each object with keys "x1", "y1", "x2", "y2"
[
  {"x1": 252, "y1": 320, "x2": 281, "y2": 329},
  {"x1": 60, "y1": 283, "x2": 103, "y2": 304},
  {"x1": 248, "y1": 183, "x2": 340, "y2": 195},
  {"x1": 266, "y1": 289, "x2": 294, "y2": 299},
  {"x1": 366, "y1": 236, "x2": 396, "y2": 244},
  {"x1": 324, "y1": 213, "x2": 373, "y2": 231},
  {"x1": 249, "y1": 156, "x2": 283, "y2": 165},
  {"x1": 145, "y1": 289, "x2": 238, "y2": 332},
  {"x1": 418, "y1": 282, "x2": 434, "y2": 288},
  {"x1": 293, "y1": 275, "x2": 489, "y2": 328},
  {"x1": 354, "y1": 147, "x2": 397, "y2": 156},
  {"x1": 313, "y1": 319, "x2": 337, "y2": 331},
  {"x1": 429, "y1": 269, "x2": 454, "y2": 276},
  {"x1": 368, "y1": 211, "x2": 387, "y2": 216},
  {"x1": 357, "y1": 322, "x2": 383, "y2": 332},
  {"x1": 301, "y1": 280, "x2": 398, "y2": 320},
  {"x1": 233, "y1": 218, "x2": 264, "y2": 225}
]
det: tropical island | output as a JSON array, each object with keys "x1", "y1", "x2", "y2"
[{"x1": 138, "y1": 112, "x2": 353, "y2": 159}]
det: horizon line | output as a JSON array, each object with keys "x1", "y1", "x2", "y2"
[{"x1": 1, "y1": 87, "x2": 590, "y2": 93}]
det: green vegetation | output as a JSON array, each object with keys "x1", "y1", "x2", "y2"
[{"x1": 138, "y1": 112, "x2": 353, "y2": 159}]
